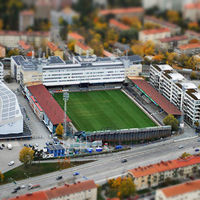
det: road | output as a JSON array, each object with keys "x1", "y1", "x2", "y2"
[{"x1": 1, "y1": 137, "x2": 200, "y2": 199}]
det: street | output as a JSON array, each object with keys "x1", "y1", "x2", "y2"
[{"x1": 0, "y1": 137, "x2": 199, "y2": 199}]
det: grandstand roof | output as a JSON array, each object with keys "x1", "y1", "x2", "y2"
[
  {"x1": 27, "y1": 84, "x2": 70, "y2": 125},
  {"x1": 131, "y1": 79, "x2": 182, "y2": 116}
]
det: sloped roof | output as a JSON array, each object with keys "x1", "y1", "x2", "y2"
[
  {"x1": 129, "y1": 156, "x2": 200, "y2": 178},
  {"x1": 47, "y1": 41, "x2": 59, "y2": 52},
  {"x1": 178, "y1": 42, "x2": 200, "y2": 50},
  {"x1": 109, "y1": 19, "x2": 130, "y2": 30},
  {"x1": 131, "y1": 79, "x2": 182, "y2": 115},
  {"x1": 141, "y1": 28, "x2": 170, "y2": 35},
  {"x1": 27, "y1": 84, "x2": 70, "y2": 125},
  {"x1": 159, "y1": 35, "x2": 188, "y2": 43},
  {"x1": 161, "y1": 179, "x2": 200, "y2": 197},
  {"x1": 68, "y1": 32, "x2": 84, "y2": 41},
  {"x1": 75, "y1": 41, "x2": 91, "y2": 51}
]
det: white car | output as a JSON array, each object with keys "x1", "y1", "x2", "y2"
[
  {"x1": 7, "y1": 144, "x2": 13, "y2": 150},
  {"x1": 8, "y1": 161, "x2": 15, "y2": 166},
  {"x1": 20, "y1": 185, "x2": 26, "y2": 189}
]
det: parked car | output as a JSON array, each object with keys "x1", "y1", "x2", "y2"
[
  {"x1": 56, "y1": 176, "x2": 63, "y2": 180},
  {"x1": 195, "y1": 148, "x2": 199, "y2": 152},
  {"x1": 11, "y1": 190, "x2": 17, "y2": 194},
  {"x1": 73, "y1": 172, "x2": 80, "y2": 176},
  {"x1": 20, "y1": 185, "x2": 26, "y2": 189},
  {"x1": 8, "y1": 161, "x2": 15, "y2": 166},
  {"x1": 29, "y1": 144, "x2": 33, "y2": 148},
  {"x1": 0, "y1": 146, "x2": 3, "y2": 150},
  {"x1": 7, "y1": 144, "x2": 13, "y2": 150},
  {"x1": 28, "y1": 184, "x2": 40, "y2": 190},
  {"x1": 24, "y1": 144, "x2": 28, "y2": 147},
  {"x1": 178, "y1": 145, "x2": 183, "y2": 149},
  {"x1": 14, "y1": 186, "x2": 21, "y2": 191}
]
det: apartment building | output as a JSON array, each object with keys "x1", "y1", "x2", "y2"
[
  {"x1": 11, "y1": 55, "x2": 142, "y2": 86},
  {"x1": 0, "y1": 62, "x2": 3, "y2": 81},
  {"x1": 183, "y1": 2, "x2": 200, "y2": 21},
  {"x1": 47, "y1": 41, "x2": 64, "y2": 59},
  {"x1": 144, "y1": 16, "x2": 181, "y2": 36},
  {"x1": 175, "y1": 43, "x2": 200, "y2": 55},
  {"x1": 185, "y1": 30, "x2": 200, "y2": 41},
  {"x1": 74, "y1": 41, "x2": 94, "y2": 56},
  {"x1": 155, "y1": 179, "x2": 200, "y2": 200},
  {"x1": 139, "y1": 28, "x2": 171, "y2": 42},
  {"x1": 68, "y1": 32, "x2": 85, "y2": 42},
  {"x1": 128, "y1": 156, "x2": 200, "y2": 190},
  {"x1": 150, "y1": 64, "x2": 200, "y2": 125},
  {"x1": 7, "y1": 180, "x2": 97, "y2": 200}
]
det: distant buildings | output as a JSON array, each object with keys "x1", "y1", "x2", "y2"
[
  {"x1": 128, "y1": 155, "x2": 200, "y2": 190},
  {"x1": 47, "y1": 41, "x2": 64, "y2": 59},
  {"x1": 109, "y1": 19, "x2": 130, "y2": 31},
  {"x1": 0, "y1": 62, "x2": 3, "y2": 81},
  {"x1": 74, "y1": 41, "x2": 94, "y2": 56},
  {"x1": 186, "y1": 30, "x2": 200, "y2": 41},
  {"x1": 19, "y1": 10, "x2": 34, "y2": 31},
  {"x1": 7, "y1": 180, "x2": 97, "y2": 200},
  {"x1": 0, "y1": 81, "x2": 23, "y2": 135},
  {"x1": 150, "y1": 64, "x2": 200, "y2": 125},
  {"x1": 139, "y1": 28, "x2": 171, "y2": 42},
  {"x1": 176, "y1": 43, "x2": 200, "y2": 55},
  {"x1": 0, "y1": 31, "x2": 49, "y2": 48},
  {"x1": 51, "y1": 7, "x2": 79, "y2": 26},
  {"x1": 155, "y1": 179, "x2": 200, "y2": 200},
  {"x1": 144, "y1": 16, "x2": 181, "y2": 36},
  {"x1": 99, "y1": 7, "x2": 144, "y2": 20},
  {"x1": 68, "y1": 32, "x2": 85, "y2": 42},
  {"x1": 183, "y1": 2, "x2": 200, "y2": 21}
]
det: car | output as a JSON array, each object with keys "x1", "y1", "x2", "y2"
[
  {"x1": 28, "y1": 184, "x2": 40, "y2": 190},
  {"x1": 178, "y1": 145, "x2": 183, "y2": 149},
  {"x1": 0, "y1": 146, "x2": 3, "y2": 150},
  {"x1": 20, "y1": 185, "x2": 26, "y2": 189},
  {"x1": 24, "y1": 144, "x2": 28, "y2": 147},
  {"x1": 56, "y1": 176, "x2": 63, "y2": 180},
  {"x1": 121, "y1": 159, "x2": 127, "y2": 163},
  {"x1": 7, "y1": 144, "x2": 13, "y2": 150},
  {"x1": 35, "y1": 143, "x2": 39, "y2": 147},
  {"x1": 73, "y1": 172, "x2": 80, "y2": 176},
  {"x1": 2, "y1": 144, "x2": 5, "y2": 147},
  {"x1": 195, "y1": 148, "x2": 200, "y2": 152},
  {"x1": 14, "y1": 186, "x2": 21, "y2": 191},
  {"x1": 29, "y1": 144, "x2": 33, "y2": 148},
  {"x1": 8, "y1": 161, "x2": 15, "y2": 166},
  {"x1": 11, "y1": 190, "x2": 17, "y2": 194}
]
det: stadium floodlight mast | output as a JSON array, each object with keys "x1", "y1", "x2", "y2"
[{"x1": 63, "y1": 92, "x2": 69, "y2": 137}]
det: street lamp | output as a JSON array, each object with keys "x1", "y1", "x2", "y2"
[{"x1": 63, "y1": 92, "x2": 69, "y2": 137}]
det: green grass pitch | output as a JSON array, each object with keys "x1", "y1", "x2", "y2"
[{"x1": 53, "y1": 90, "x2": 157, "y2": 132}]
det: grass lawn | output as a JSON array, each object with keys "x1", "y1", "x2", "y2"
[
  {"x1": 53, "y1": 90, "x2": 156, "y2": 131},
  {"x1": 1, "y1": 161, "x2": 91, "y2": 185}
]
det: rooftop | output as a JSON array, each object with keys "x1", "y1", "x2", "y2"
[
  {"x1": 129, "y1": 156, "x2": 200, "y2": 178},
  {"x1": 178, "y1": 43, "x2": 200, "y2": 50},
  {"x1": 161, "y1": 179, "x2": 200, "y2": 198},
  {"x1": 68, "y1": 32, "x2": 84, "y2": 41},
  {"x1": 0, "y1": 30, "x2": 49, "y2": 37},
  {"x1": 109, "y1": 19, "x2": 130, "y2": 30},
  {"x1": 99, "y1": 7, "x2": 144, "y2": 16},
  {"x1": 19, "y1": 40, "x2": 32, "y2": 51},
  {"x1": 20, "y1": 10, "x2": 34, "y2": 16},
  {"x1": 141, "y1": 28, "x2": 170, "y2": 35},
  {"x1": 168, "y1": 72, "x2": 184, "y2": 81},
  {"x1": 131, "y1": 79, "x2": 182, "y2": 115},
  {"x1": 103, "y1": 50, "x2": 115, "y2": 57},
  {"x1": 47, "y1": 41, "x2": 59, "y2": 52},
  {"x1": 75, "y1": 41, "x2": 92, "y2": 51},
  {"x1": 27, "y1": 84, "x2": 70, "y2": 125},
  {"x1": 155, "y1": 64, "x2": 173, "y2": 71},
  {"x1": 185, "y1": 30, "x2": 200, "y2": 37},
  {"x1": 184, "y1": 3, "x2": 200, "y2": 9},
  {"x1": 159, "y1": 35, "x2": 188, "y2": 43}
]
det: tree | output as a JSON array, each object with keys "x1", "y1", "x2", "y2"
[
  {"x1": 163, "y1": 114, "x2": 179, "y2": 131},
  {"x1": 68, "y1": 40, "x2": 75, "y2": 52},
  {"x1": 167, "y1": 10, "x2": 180, "y2": 23},
  {"x1": 144, "y1": 22, "x2": 160, "y2": 30},
  {"x1": 188, "y1": 22, "x2": 199, "y2": 31},
  {"x1": 153, "y1": 53, "x2": 164, "y2": 63},
  {"x1": 105, "y1": 28, "x2": 119, "y2": 45},
  {"x1": 0, "y1": 171, "x2": 4, "y2": 182},
  {"x1": 189, "y1": 39, "x2": 199, "y2": 44},
  {"x1": 180, "y1": 152, "x2": 191, "y2": 159},
  {"x1": 119, "y1": 28, "x2": 138, "y2": 42},
  {"x1": 122, "y1": 16, "x2": 142, "y2": 30},
  {"x1": 56, "y1": 123, "x2": 64, "y2": 137},
  {"x1": 7, "y1": 48, "x2": 19, "y2": 57},
  {"x1": 19, "y1": 147, "x2": 34, "y2": 167},
  {"x1": 166, "y1": 52, "x2": 178, "y2": 65},
  {"x1": 190, "y1": 71, "x2": 197, "y2": 80},
  {"x1": 59, "y1": 17, "x2": 68, "y2": 41},
  {"x1": 194, "y1": 121, "x2": 199, "y2": 127},
  {"x1": 118, "y1": 177, "x2": 136, "y2": 198}
]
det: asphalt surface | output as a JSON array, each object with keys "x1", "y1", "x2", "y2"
[{"x1": 0, "y1": 137, "x2": 199, "y2": 199}]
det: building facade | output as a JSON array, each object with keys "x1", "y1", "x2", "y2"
[
  {"x1": 11, "y1": 55, "x2": 142, "y2": 86},
  {"x1": 0, "y1": 81, "x2": 23, "y2": 135},
  {"x1": 150, "y1": 64, "x2": 200, "y2": 125},
  {"x1": 128, "y1": 156, "x2": 200, "y2": 191},
  {"x1": 155, "y1": 179, "x2": 200, "y2": 200},
  {"x1": 139, "y1": 28, "x2": 171, "y2": 42},
  {"x1": 19, "y1": 10, "x2": 34, "y2": 31}
]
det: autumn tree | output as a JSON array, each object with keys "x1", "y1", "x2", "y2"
[
  {"x1": 19, "y1": 147, "x2": 34, "y2": 167},
  {"x1": 189, "y1": 39, "x2": 199, "y2": 44},
  {"x1": 153, "y1": 53, "x2": 165, "y2": 63},
  {"x1": 190, "y1": 71, "x2": 197, "y2": 80},
  {"x1": 7, "y1": 48, "x2": 19, "y2": 57},
  {"x1": 68, "y1": 40, "x2": 75, "y2": 52},
  {"x1": 163, "y1": 114, "x2": 179, "y2": 131},
  {"x1": 122, "y1": 16, "x2": 142, "y2": 30},
  {"x1": 144, "y1": 22, "x2": 160, "y2": 30},
  {"x1": 0, "y1": 171, "x2": 4, "y2": 182},
  {"x1": 167, "y1": 10, "x2": 180, "y2": 23},
  {"x1": 188, "y1": 22, "x2": 199, "y2": 31},
  {"x1": 56, "y1": 123, "x2": 64, "y2": 137},
  {"x1": 105, "y1": 28, "x2": 119, "y2": 45},
  {"x1": 180, "y1": 152, "x2": 191, "y2": 159},
  {"x1": 166, "y1": 52, "x2": 178, "y2": 65}
]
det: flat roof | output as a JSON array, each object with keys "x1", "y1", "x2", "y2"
[
  {"x1": 156, "y1": 64, "x2": 173, "y2": 71},
  {"x1": 27, "y1": 84, "x2": 70, "y2": 125},
  {"x1": 131, "y1": 79, "x2": 182, "y2": 116},
  {"x1": 168, "y1": 72, "x2": 184, "y2": 81}
]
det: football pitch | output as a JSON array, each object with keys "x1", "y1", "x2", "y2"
[{"x1": 53, "y1": 90, "x2": 157, "y2": 132}]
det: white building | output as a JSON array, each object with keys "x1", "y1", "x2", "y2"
[
  {"x1": 155, "y1": 179, "x2": 200, "y2": 200},
  {"x1": 0, "y1": 62, "x2": 3, "y2": 81},
  {"x1": 0, "y1": 81, "x2": 23, "y2": 134},
  {"x1": 139, "y1": 28, "x2": 171, "y2": 42},
  {"x1": 11, "y1": 55, "x2": 142, "y2": 86},
  {"x1": 150, "y1": 64, "x2": 200, "y2": 125}
]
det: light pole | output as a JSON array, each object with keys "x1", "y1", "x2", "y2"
[{"x1": 63, "y1": 92, "x2": 69, "y2": 137}]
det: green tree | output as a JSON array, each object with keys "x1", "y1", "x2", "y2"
[
  {"x1": 19, "y1": 147, "x2": 34, "y2": 167},
  {"x1": 163, "y1": 114, "x2": 179, "y2": 131},
  {"x1": 0, "y1": 171, "x2": 4, "y2": 182},
  {"x1": 56, "y1": 123, "x2": 64, "y2": 137},
  {"x1": 118, "y1": 177, "x2": 136, "y2": 198},
  {"x1": 119, "y1": 28, "x2": 138, "y2": 42}
]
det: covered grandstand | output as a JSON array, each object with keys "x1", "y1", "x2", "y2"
[{"x1": 131, "y1": 79, "x2": 182, "y2": 117}]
